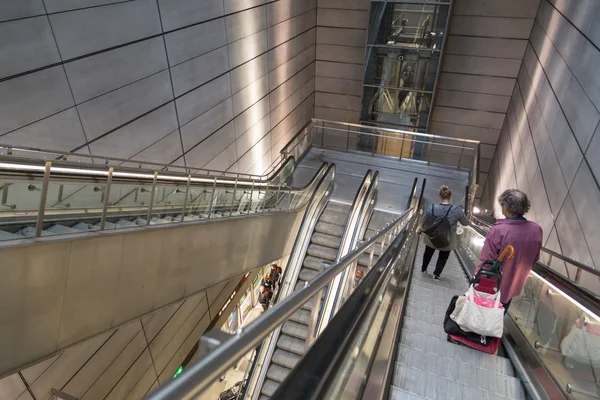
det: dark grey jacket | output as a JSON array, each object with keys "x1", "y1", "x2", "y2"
[{"x1": 417, "y1": 203, "x2": 468, "y2": 251}]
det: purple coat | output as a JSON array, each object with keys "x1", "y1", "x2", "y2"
[{"x1": 476, "y1": 219, "x2": 543, "y2": 303}]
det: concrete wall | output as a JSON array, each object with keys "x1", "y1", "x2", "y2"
[
  {"x1": 0, "y1": 272, "x2": 247, "y2": 400},
  {"x1": 481, "y1": 0, "x2": 600, "y2": 281},
  {"x1": 429, "y1": 0, "x2": 540, "y2": 202},
  {"x1": 0, "y1": 0, "x2": 316, "y2": 175},
  {"x1": 314, "y1": 0, "x2": 369, "y2": 123}
]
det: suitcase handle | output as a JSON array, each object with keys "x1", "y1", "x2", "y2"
[{"x1": 472, "y1": 269, "x2": 502, "y2": 288}]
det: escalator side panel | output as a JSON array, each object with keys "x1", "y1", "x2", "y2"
[{"x1": 0, "y1": 209, "x2": 303, "y2": 378}]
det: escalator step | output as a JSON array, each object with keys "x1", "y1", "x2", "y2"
[
  {"x1": 306, "y1": 244, "x2": 337, "y2": 261},
  {"x1": 281, "y1": 321, "x2": 308, "y2": 340},
  {"x1": 261, "y1": 379, "x2": 279, "y2": 397},
  {"x1": 72, "y1": 222, "x2": 94, "y2": 230},
  {"x1": 95, "y1": 221, "x2": 117, "y2": 230},
  {"x1": 0, "y1": 230, "x2": 19, "y2": 240},
  {"x1": 47, "y1": 224, "x2": 80, "y2": 234},
  {"x1": 319, "y1": 211, "x2": 348, "y2": 226},
  {"x1": 358, "y1": 253, "x2": 379, "y2": 268},
  {"x1": 272, "y1": 349, "x2": 301, "y2": 369},
  {"x1": 310, "y1": 232, "x2": 341, "y2": 248},
  {"x1": 276, "y1": 335, "x2": 306, "y2": 356},
  {"x1": 303, "y1": 256, "x2": 329, "y2": 272},
  {"x1": 289, "y1": 308, "x2": 311, "y2": 325},
  {"x1": 315, "y1": 221, "x2": 343, "y2": 237},
  {"x1": 266, "y1": 364, "x2": 290, "y2": 383},
  {"x1": 116, "y1": 219, "x2": 136, "y2": 227},
  {"x1": 16, "y1": 226, "x2": 51, "y2": 237},
  {"x1": 298, "y1": 268, "x2": 319, "y2": 282}
]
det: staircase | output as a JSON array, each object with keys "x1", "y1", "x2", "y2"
[
  {"x1": 258, "y1": 202, "x2": 351, "y2": 399},
  {"x1": 390, "y1": 242, "x2": 526, "y2": 399}
]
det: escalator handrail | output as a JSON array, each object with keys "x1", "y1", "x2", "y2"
[
  {"x1": 469, "y1": 218, "x2": 599, "y2": 279},
  {"x1": 0, "y1": 145, "x2": 292, "y2": 182},
  {"x1": 0, "y1": 155, "x2": 296, "y2": 189},
  {"x1": 144, "y1": 207, "x2": 416, "y2": 400}
]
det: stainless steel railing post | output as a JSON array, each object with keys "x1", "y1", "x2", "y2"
[
  {"x1": 35, "y1": 161, "x2": 52, "y2": 237},
  {"x1": 99, "y1": 167, "x2": 114, "y2": 230},
  {"x1": 146, "y1": 171, "x2": 158, "y2": 225},
  {"x1": 207, "y1": 177, "x2": 217, "y2": 218},
  {"x1": 181, "y1": 174, "x2": 191, "y2": 222}
]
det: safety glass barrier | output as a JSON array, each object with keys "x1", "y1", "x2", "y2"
[
  {"x1": 368, "y1": 2, "x2": 450, "y2": 49},
  {"x1": 468, "y1": 220, "x2": 600, "y2": 295},
  {"x1": 458, "y1": 224, "x2": 600, "y2": 399},
  {"x1": 144, "y1": 201, "x2": 416, "y2": 400},
  {"x1": 0, "y1": 158, "x2": 329, "y2": 241},
  {"x1": 312, "y1": 119, "x2": 479, "y2": 172}
]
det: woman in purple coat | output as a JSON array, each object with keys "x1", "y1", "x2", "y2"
[{"x1": 477, "y1": 189, "x2": 543, "y2": 312}]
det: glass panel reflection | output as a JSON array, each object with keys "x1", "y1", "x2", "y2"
[{"x1": 373, "y1": 3, "x2": 449, "y2": 49}]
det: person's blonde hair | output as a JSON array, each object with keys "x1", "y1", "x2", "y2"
[{"x1": 439, "y1": 185, "x2": 452, "y2": 200}]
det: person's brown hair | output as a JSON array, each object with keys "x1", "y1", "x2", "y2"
[{"x1": 439, "y1": 185, "x2": 452, "y2": 200}]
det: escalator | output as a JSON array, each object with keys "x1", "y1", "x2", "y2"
[
  {"x1": 259, "y1": 201, "x2": 352, "y2": 398},
  {"x1": 391, "y1": 242, "x2": 525, "y2": 399},
  {"x1": 265, "y1": 210, "x2": 600, "y2": 400},
  {"x1": 148, "y1": 170, "x2": 600, "y2": 399}
]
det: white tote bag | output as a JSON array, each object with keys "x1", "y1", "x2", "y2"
[
  {"x1": 560, "y1": 319, "x2": 600, "y2": 364},
  {"x1": 453, "y1": 285, "x2": 504, "y2": 338}
]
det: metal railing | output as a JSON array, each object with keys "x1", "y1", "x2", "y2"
[
  {"x1": 0, "y1": 123, "x2": 317, "y2": 240},
  {"x1": 144, "y1": 202, "x2": 419, "y2": 399},
  {"x1": 0, "y1": 157, "x2": 321, "y2": 241},
  {"x1": 311, "y1": 118, "x2": 480, "y2": 214}
]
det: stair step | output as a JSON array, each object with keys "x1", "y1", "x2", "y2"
[
  {"x1": 266, "y1": 364, "x2": 290, "y2": 384},
  {"x1": 306, "y1": 244, "x2": 337, "y2": 261},
  {"x1": 311, "y1": 232, "x2": 341, "y2": 248},
  {"x1": 281, "y1": 321, "x2": 308, "y2": 340},
  {"x1": 272, "y1": 349, "x2": 301, "y2": 370}
]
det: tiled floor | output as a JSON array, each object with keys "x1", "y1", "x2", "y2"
[{"x1": 389, "y1": 241, "x2": 526, "y2": 400}]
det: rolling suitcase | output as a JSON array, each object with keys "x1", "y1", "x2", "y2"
[{"x1": 444, "y1": 246, "x2": 514, "y2": 354}]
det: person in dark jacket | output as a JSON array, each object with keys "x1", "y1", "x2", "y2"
[{"x1": 416, "y1": 185, "x2": 468, "y2": 280}]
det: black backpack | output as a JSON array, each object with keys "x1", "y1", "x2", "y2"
[{"x1": 422, "y1": 204, "x2": 454, "y2": 248}]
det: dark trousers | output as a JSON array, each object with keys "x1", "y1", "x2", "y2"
[
  {"x1": 421, "y1": 245, "x2": 451, "y2": 276},
  {"x1": 502, "y1": 300, "x2": 512, "y2": 315}
]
